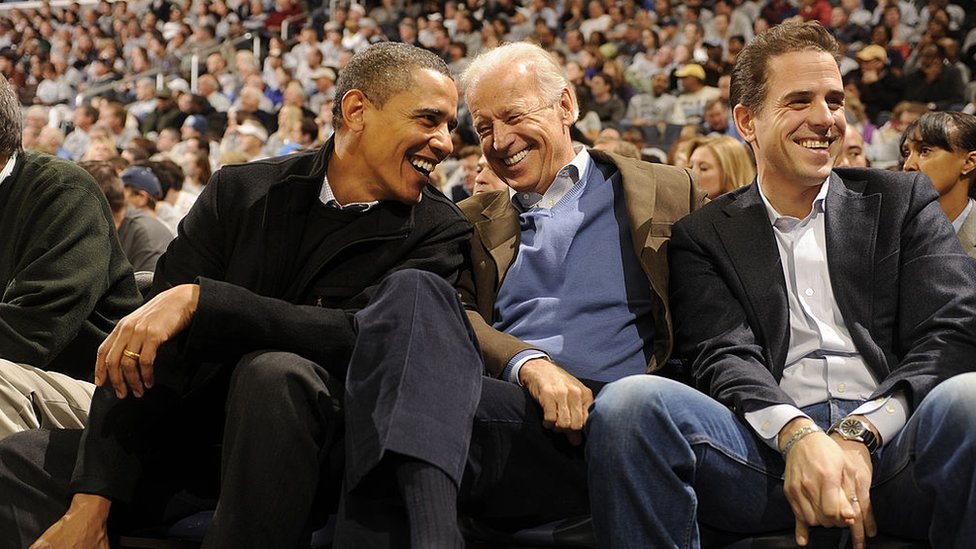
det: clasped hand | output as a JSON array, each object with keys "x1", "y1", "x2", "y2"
[
  {"x1": 783, "y1": 423, "x2": 877, "y2": 549},
  {"x1": 519, "y1": 358, "x2": 593, "y2": 446},
  {"x1": 95, "y1": 284, "x2": 200, "y2": 399}
]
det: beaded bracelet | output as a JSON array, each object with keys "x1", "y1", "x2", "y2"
[{"x1": 781, "y1": 425, "x2": 822, "y2": 458}]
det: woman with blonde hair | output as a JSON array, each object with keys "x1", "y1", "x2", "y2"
[
  {"x1": 687, "y1": 135, "x2": 755, "y2": 198},
  {"x1": 81, "y1": 134, "x2": 120, "y2": 162}
]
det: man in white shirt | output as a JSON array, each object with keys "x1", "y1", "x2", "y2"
[
  {"x1": 669, "y1": 63, "x2": 721, "y2": 125},
  {"x1": 587, "y1": 22, "x2": 976, "y2": 549}
]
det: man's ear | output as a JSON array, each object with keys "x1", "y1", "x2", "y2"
[
  {"x1": 340, "y1": 89, "x2": 368, "y2": 132},
  {"x1": 134, "y1": 190, "x2": 150, "y2": 207},
  {"x1": 733, "y1": 103, "x2": 756, "y2": 145},
  {"x1": 559, "y1": 87, "x2": 575, "y2": 127}
]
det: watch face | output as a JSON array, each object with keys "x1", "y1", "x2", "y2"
[{"x1": 839, "y1": 418, "x2": 866, "y2": 438}]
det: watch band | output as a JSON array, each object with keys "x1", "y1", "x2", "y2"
[{"x1": 828, "y1": 418, "x2": 880, "y2": 454}]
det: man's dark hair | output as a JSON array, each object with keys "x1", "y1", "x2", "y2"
[
  {"x1": 458, "y1": 144, "x2": 481, "y2": 159},
  {"x1": 146, "y1": 159, "x2": 185, "y2": 194},
  {"x1": 592, "y1": 72, "x2": 615, "y2": 94},
  {"x1": 331, "y1": 42, "x2": 451, "y2": 129},
  {"x1": 0, "y1": 74, "x2": 23, "y2": 158},
  {"x1": 124, "y1": 145, "x2": 151, "y2": 163},
  {"x1": 299, "y1": 117, "x2": 319, "y2": 142},
  {"x1": 704, "y1": 97, "x2": 729, "y2": 112},
  {"x1": 730, "y1": 22, "x2": 840, "y2": 115},
  {"x1": 450, "y1": 41, "x2": 468, "y2": 58},
  {"x1": 901, "y1": 111, "x2": 976, "y2": 199},
  {"x1": 79, "y1": 104, "x2": 99, "y2": 123},
  {"x1": 79, "y1": 160, "x2": 125, "y2": 214}
]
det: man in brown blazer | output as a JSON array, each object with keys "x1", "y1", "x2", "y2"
[{"x1": 455, "y1": 42, "x2": 705, "y2": 527}]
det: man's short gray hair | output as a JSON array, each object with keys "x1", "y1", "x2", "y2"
[
  {"x1": 0, "y1": 74, "x2": 22, "y2": 158},
  {"x1": 460, "y1": 42, "x2": 579, "y2": 122}
]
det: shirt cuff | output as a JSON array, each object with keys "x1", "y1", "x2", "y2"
[
  {"x1": 744, "y1": 404, "x2": 810, "y2": 451},
  {"x1": 849, "y1": 392, "x2": 908, "y2": 446},
  {"x1": 502, "y1": 350, "x2": 550, "y2": 386}
]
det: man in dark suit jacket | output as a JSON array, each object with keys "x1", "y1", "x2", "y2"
[
  {"x1": 455, "y1": 42, "x2": 704, "y2": 525},
  {"x1": 1, "y1": 43, "x2": 482, "y2": 549},
  {"x1": 587, "y1": 22, "x2": 976, "y2": 548}
]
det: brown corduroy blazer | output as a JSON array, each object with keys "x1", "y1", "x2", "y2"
[{"x1": 456, "y1": 149, "x2": 705, "y2": 378}]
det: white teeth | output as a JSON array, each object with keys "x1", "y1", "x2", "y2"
[
  {"x1": 503, "y1": 149, "x2": 529, "y2": 166},
  {"x1": 799, "y1": 140, "x2": 829, "y2": 149},
  {"x1": 410, "y1": 158, "x2": 435, "y2": 174}
]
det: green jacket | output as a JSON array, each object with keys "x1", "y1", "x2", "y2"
[{"x1": 0, "y1": 151, "x2": 141, "y2": 380}]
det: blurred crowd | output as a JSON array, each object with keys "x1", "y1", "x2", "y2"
[{"x1": 4, "y1": 0, "x2": 976, "y2": 210}]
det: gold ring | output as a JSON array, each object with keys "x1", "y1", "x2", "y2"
[{"x1": 122, "y1": 349, "x2": 141, "y2": 361}]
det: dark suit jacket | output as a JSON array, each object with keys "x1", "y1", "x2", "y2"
[
  {"x1": 69, "y1": 139, "x2": 473, "y2": 503},
  {"x1": 152, "y1": 138, "x2": 472, "y2": 376},
  {"x1": 670, "y1": 168, "x2": 976, "y2": 417},
  {"x1": 456, "y1": 149, "x2": 704, "y2": 378}
]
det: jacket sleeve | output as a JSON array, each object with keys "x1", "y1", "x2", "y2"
[
  {"x1": 166, "y1": 175, "x2": 471, "y2": 375},
  {"x1": 872, "y1": 174, "x2": 976, "y2": 408},
  {"x1": 0, "y1": 184, "x2": 121, "y2": 367},
  {"x1": 461, "y1": 312, "x2": 540, "y2": 379},
  {"x1": 669, "y1": 215, "x2": 799, "y2": 416},
  {"x1": 454, "y1": 199, "x2": 541, "y2": 379}
]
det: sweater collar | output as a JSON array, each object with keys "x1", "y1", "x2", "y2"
[{"x1": 511, "y1": 147, "x2": 590, "y2": 212}]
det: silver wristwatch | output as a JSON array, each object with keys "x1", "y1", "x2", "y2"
[{"x1": 827, "y1": 417, "x2": 879, "y2": 454}]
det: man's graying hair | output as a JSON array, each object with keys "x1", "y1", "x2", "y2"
[
  {"x1": 0, "y1": 74, "x2": 22, "y2": 158},
  {"x1": 460, "y1": 42, "x2": 580, "y2": 122},
  {"x1": 331, "y1": 42, "x2": 452, "y2": 129},
  {"x1": 730, "y1": 22, "x2": 840, "y2": 115}
]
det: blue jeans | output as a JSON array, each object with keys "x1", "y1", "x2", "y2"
[{"x1": 586, "y1": 373, "x2": 976, "y2": 549}]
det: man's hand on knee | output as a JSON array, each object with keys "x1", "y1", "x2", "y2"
[
  {"x1": 30, "y1": 493, "x2": 111, "y2": 549},
  {"x1": 95, "y1": 284, "x2": 200, "y2": 399},
  {"x1": 519, "y1": 358, "x2": 593, "y2": 446}
]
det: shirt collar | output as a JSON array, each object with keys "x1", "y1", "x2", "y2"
[
  {"x1": 319, "y1": 170, "x2": 380, "y2": 212},
  {"x1": 511, "y1": 147, "x2": 590, "y2": 211},
  {"x1": 756, "y1": 176, "x2": 830, "y2": 232},
  {"x1": 0, "y1": 152, "x2": 17, "y2": 189},
  {"x1": 952, "y1": 198, "x2": 975, "y2": 234}
]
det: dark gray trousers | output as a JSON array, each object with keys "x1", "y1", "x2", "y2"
[{"x1": 0, "y1": 269, "x2": 483, "y2": 549}]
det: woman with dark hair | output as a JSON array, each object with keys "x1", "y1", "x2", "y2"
[{"x1": 901, "y1": 110, "x2": 976, "y2": 258}]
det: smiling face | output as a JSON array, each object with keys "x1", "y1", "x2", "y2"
[
  {"x1": 735, "y1": 50, "x2": 845, "y2": 195},
  {"x1": 356, "y1": 67, "x2": 458, "y2": 203},
  {"x1": 467, "y1": 64, "x2": 577, "y2": 195}
]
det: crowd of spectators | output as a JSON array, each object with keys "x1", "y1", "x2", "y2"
[{"x1": 3, "y1": 0, "x2": 976, "y2": 202}]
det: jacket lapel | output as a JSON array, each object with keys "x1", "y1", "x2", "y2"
[
  {"x1": 261, "y1": 173, "x2": 321, "y2": 299},
  {"x1": 825, "y1": 173, "x2": 879, "y2": 329},
  {"x1": 473, "y1": 190, "x2": 520, "y2": 285},
  {"x1": 590, "y1": 149, "x2": 658, "y2": 262},
  {"x1": 714, "y1": 185, "x2": 791, "y2": 374}
]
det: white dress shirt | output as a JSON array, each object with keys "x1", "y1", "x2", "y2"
[{"x1": 744, "y1": 178, "x2": 908, "y2": 449}]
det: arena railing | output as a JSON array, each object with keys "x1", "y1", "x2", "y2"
[{"x1": 76, "y1": 32, "x2": 260, "y2": 106}]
